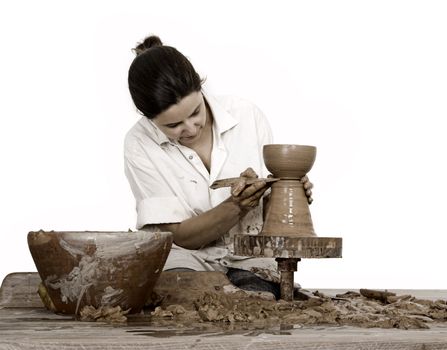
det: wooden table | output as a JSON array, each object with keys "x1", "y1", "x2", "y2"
[{"x1": 1, "y1": 272, "x2": 447, "y2": 349}]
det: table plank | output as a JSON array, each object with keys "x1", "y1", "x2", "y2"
[
  {"x1": 1, "y1": 308, "x2": 447, "y2": 349},
  {"x1": 1, "y1": 273, "x2": 447, "y2": 349},
  {"x1": 0, "y1": 273, "x2": 42, "y2": 308}
]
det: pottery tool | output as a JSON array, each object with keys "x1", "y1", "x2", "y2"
[
  {"x1": 230, "y1": 144, "x2": 343, "y2": 301},
  {"x1": 210, "y1": 177, "x2": 280, "y2": 190}
]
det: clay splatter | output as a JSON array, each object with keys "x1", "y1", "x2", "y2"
[{"x1": 147, "y1": 289, "x2": 447, "y2": 330}]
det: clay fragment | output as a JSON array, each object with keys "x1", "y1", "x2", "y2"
[
  {"x1": 151, "y1": 306, "x2": 174, "y2": 318},
  {"x1": 386, "y1": 294, "x2": 412, "y2": 303},
  {"x1": 37, "y1": 282, "x2": 56, "y2": 312},
  {"x1": 360, "y1": 288, "x2": 396, "y2": 303},
  {"x1": 335, "y1": 291, "x2": 361, "y2": 298},
  {"x1": 79, "y1": 305, "x2": 129, "y2": 323}
]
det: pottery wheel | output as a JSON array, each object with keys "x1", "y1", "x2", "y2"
[
  {"x1": 234, "y1": 234, "x2": 342, "y2": 301},
  {"x1": 233, "y1": 235, "x2": 342, "y2": 259},
  {"x1": 215, "y1": 144, "x2": 344, "y2": 301}
]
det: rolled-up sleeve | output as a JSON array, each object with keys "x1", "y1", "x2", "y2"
[
  {"x1": 124, "y1": 144, "x2": 192, "y2": 228},
  {"x1": 136, "y1": 196, "x2": 191, "y2": 229}
]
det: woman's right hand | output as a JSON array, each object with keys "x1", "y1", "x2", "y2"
[{"x1": 228, "y1": 167, "x2": 270, "y2": 213}]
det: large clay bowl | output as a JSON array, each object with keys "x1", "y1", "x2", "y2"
[
  {"x1": 28, "y1": 230, "x2": 172, "y2": 315},
  {"x1": 263, "y1": 144, "x2": 317, "y2": 178}
]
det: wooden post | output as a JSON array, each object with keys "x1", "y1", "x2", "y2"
[{"x1": 276, "y1": 258, "x2": 300, "y2": 301}]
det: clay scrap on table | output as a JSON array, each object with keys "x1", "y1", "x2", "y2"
[
  {"x1": 14, "y1": 272, "x2": 445, "y2": 329},
  {"x1": 79, "y1": 305, "x2": 130, "y2": 323},
  {"x1": 147, "y1": 288, "x2": 447, "y2": 330}
]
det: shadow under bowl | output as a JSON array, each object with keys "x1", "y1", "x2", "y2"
[
  {"x1": 263, "y1": 144, "x2": 317, "y2": 178},
  {"x1": 27, "y1": 230, "x2": 173, "y2": 315}
]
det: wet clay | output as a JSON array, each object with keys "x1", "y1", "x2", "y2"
[
  {"x1": 262, "y1": 180, "x2": 317, "y2": 237},
  {"x1": 70, "y1": 273, "x2": 446, "y2": 329},
  {"x1": 263, "y1": 144, "x2": 316, "y2": 179},
  {"x1": 79, "y1": 305, "x2": 129, "y2": 323},
  {"x1": 261, "y1": 145, "x2": 317, "y2": 237},
  {"x1": 146, "y1": 289, "x2": 447, "y2": 330}
]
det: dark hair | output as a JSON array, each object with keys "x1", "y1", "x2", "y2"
[{"x1": 128, "y1": 35, "x2": 203, "y2": 119}]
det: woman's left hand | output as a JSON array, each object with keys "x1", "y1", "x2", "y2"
[{"x1": 300, "y1": 175, "x2": 314, "y2": 204}]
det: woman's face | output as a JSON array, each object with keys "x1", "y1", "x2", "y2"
[{"x1": 152, "y1": 92, "x2": 207, "y2": 146}]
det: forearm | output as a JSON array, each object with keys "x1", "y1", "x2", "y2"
[
  {"x1": 144, "y1": 172, "x2": 270, "y2": 250},
  {"x1": 151, "y1": 198, "x2": 247, "y2": 250}
]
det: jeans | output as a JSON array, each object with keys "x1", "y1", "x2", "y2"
[{"x1": 165, "y1": 267, "x2": 281, "y2": 300}]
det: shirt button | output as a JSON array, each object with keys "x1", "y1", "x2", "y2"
[{"x1": 188, "y1": 155, "x2": 193, "y2": 160}]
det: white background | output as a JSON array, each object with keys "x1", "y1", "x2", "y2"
[{"x1": 1, "y1": 0, "x2": 446, "y2": 290}]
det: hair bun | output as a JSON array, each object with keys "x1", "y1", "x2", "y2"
[{"x1": 133, "y1": 35, "x2": 163, "y2": 56}]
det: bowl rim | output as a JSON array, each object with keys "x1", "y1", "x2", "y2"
[
  {"x1": 263, "y1": 144, "x2": 317, "y2": 150},
  {"x1": 28, "y1": 230, "x2": 173, "y2": 234}
]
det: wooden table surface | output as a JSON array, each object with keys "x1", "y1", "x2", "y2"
[{"x1": 1, "y1": 272, "x2": 447, "y2": 349}]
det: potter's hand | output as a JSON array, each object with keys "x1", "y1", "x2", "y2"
[
  {"x1": 240, "y1": 167, "x2": 258, "y2": 179},
  {"x1": 229, "y1": 168, "x2": 269, "y2": 211},
  {"x1": 230, "y1": 167, "x2": 258, "y2": 195},
  {"x1": 300, "y1": 175, "x2": 314, "y2": 204}
]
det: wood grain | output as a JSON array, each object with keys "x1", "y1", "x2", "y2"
[
  {"x1": 0, "y1": 272, "x2": 43, "y2": 308},
  {"x1": 234, "y1": 235, "x2": 343, "y2": 258}
]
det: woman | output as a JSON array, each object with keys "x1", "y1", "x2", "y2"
[{"x1": 125, "y1": 35, "x2": 312, "y2": 299}]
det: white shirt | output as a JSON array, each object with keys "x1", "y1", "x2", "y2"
[{"x1": 124, "y1": 94, "x2": 279, "y2": 282}]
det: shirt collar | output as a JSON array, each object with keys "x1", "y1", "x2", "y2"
[
  {"x1": 138, "y1": 92, "x2": 239, "y2": 146},
  {"x1": 139, "y1": 116, "x2": 172, "y2": 146},
  {"x1": 204, "y1": 93, "x2": 239, "y2": 135}
]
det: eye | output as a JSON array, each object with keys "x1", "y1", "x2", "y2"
[
  {"x1": 166, "y1": 122, "x2": 181, "y2": 128},
  {"x1": 164, "y1": 106, "x2": 201, "y2": 128},
  {"x1": 190, "y1": 107, "x2": 200, "y2": 117}
]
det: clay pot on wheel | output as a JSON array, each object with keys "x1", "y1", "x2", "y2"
[
  {"x1": 262, "y1": 144, "x2": 317, "y2": 237},
  {"x1": 263, "y1": 144, "x2": 316, "y2": 179},
  {"x1": 27, "y1": 230, "x2": 172, "y2": 315}
]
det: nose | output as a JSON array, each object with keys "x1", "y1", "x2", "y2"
[{"x1": 183, "y1": 119, "x2": 196, "y2": 135}]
